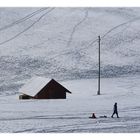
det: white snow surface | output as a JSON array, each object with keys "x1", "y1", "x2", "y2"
[
  {"x1": 19, "y1": 76, "x2": 51, "y2": 96},
  {"x1": 0, "y1": 8, "x2": 140, "y2": 133},
  {"x1": 0, "y1": 7, "x2": 140, "y2": 84},
  {"x1": 0, "y1": 76, "x2": 140, "y2": 133}
]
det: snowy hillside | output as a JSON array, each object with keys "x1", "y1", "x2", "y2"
[
  {"x1": 0, "y1": 8, "x2": 140, "y2": 96},
  {"x1": 1, "y1": 8, "x2": 140, "y2": 68}
]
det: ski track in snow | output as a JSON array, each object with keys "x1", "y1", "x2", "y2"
[
  {"x1": 0, "y1": 8, "x2": 48, "y2": 32},
  {"x1": 0, "y1": 8, "x2": 55, "y2": 46},
  {"x1": 66, "y1": 10, "x2": 88, "y2": 48}
]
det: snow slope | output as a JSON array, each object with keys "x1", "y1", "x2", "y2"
[
  {"x1": 0, "y1": 7, "x2": 140, "y2": 96},
  {"x1": 0, "y1": 76, "x2": 140, "y2": 132}
]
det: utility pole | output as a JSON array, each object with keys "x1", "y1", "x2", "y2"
[{"x1": 97, "y1": 36, "x2": 101, "y2": 95}]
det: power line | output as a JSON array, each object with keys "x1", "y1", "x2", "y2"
[
  {"x1": 1, "y1": 8, "x2": 139, "y2": 60},
  {"x1": 0, "y1": 8, "x2": 48, "y2": 32},
  {"x1": 0, "y1": 8, "x2": 55, "y2": 46},
  {"x1": 71, "y1": 16, "x2": 140, "y2": 52},
  {"x1": 47, "y1": 16, "x2": 140, "y2": 60},
  {"x1": 101, "y1": 16, "x2": 140, "y2": 39}
]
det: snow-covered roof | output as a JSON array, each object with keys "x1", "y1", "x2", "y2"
[{"x1": 19, "y1": 76, "x2": 51, "y2": 96}]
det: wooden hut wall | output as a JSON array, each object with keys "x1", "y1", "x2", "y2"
[{"x1": 35, "y1": 81, "x2": 66, "y2": 99}]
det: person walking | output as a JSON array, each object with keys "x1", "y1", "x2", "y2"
[{"x1": 111, "y1": 102, "x2": 119, "y2": 118}]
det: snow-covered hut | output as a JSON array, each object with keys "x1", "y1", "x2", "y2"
[{"x1": 19, "y1": 77, "x2": 71, "y2": 99}]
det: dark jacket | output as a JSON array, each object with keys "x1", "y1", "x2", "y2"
[{"x1": 113, "y1": 103, "x2": 118, "y2": 113}]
